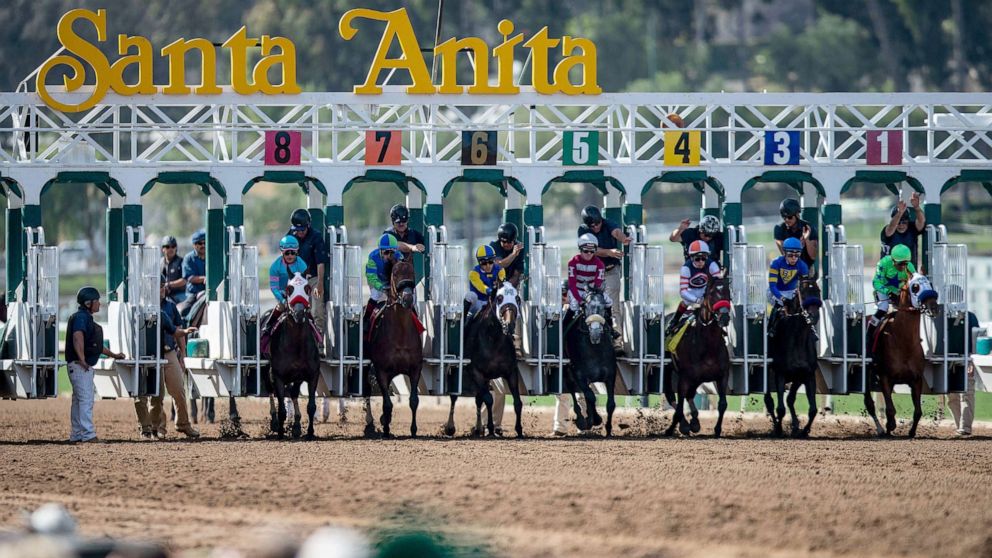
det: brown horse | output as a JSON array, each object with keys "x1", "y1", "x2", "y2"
[
  {"x1": 364, "y1": 259, "x2": 423, "y2": 437},
  {"x1": 665, "y1": 275, "x2": 732, "y2": 437},
  {"x1": 865, "y1": 274, "x2": 939, "y2": 437}
]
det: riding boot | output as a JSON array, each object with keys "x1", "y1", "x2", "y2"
[
  {"x1": 767, "y1": 308, "x2": 780, "y2": 338},
  {"x1": 605, "y1": 307, "x2": 621, "y2": 340},
  {"x1": 665, "y1": 305, "x2": 686, "y2": 337},
  {"x1": 262, "y1": 306, "x2": 284, "y2": 338},
  {"x1": 866, "y1": 309, "x2": 886, "y2": 357},
  {"x1": 463, "y1": 299, "x2": 473, "y2": 320}
]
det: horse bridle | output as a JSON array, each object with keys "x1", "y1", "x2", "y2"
[{"x1": 699, "y1": 278, "x2": 730, "y2": 326}]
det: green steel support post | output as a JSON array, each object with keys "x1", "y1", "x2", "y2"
[
  {"x1": 409, "y1": 204, "x2": 425, "y2": 281},
  {"x1": 206, "y1": 207, "x2": 225, "y2": 301},
  {"x1": 923, "y1": 202, "x2": 942, "y2": 273},
  {"x1": 820, "y1": 203, "x2": 842, "y2": 300},
  {"x1": 325, "y1": 205, "x2": 344, "y2": 227},
  {"x1": 622, "y1": 203, "x2": 643, "y2": 300},
  {"x1": 5, "y1": 207, "x2": 22, "y2": 301},
  {"x1": 21, "y1": 205, "x2": 41, "y2": 301},
  {"x1": 722, "y1": 202, "x2": 742, "y2": 270},
  {"x1": 117, "y1": 204, "x2": 143, "y2": 301},
  {"x1": 223, "y1": 204, "x2": 245, "y2": 301},
  {"x1": 423, "y1": 203, "x2": 443, "y2": 299}
]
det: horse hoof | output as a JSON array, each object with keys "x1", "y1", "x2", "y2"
[
  {"x1": 678, "y1": 422, "x2": 691, "y2": 436},
  {"x1": 794, "y1": 430, "x2": 809, "y2": 439},
  {"x1": 363, "y1": 425, "x2": 377, "y2": 438},
  {"x1": 575, "y1": 418, "x2": 588, "y2": 431},
  {"x1": 591, "y1": 414, "x2": 603, "y2": 427},
  {"x1": 690, "y1": 417, "x2": 701, "y2": 434},
  {"x1": 713, "y1": 429, "x2": 722, "y2": 439},
  {"x1": 304, "y1": 433, "x2": 317, "y2": 441},
  {"x1": 443, "y1": 425, "x2": 456, "y2": 437}
]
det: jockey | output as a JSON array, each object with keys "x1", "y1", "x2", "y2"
[
  {"x1": 767, "y1": 237, "x2": 810, "y2": 337},
  {"x1": 867, "y1": 243, "x2": 916, "y2": 343},
  {"x1": 363, "y1": 233, "x2": 401, "y2": 328},
  {"x1": 263, "y1": 235, "x2": 309, "y2": 336},
  {"x1": 666, "y1": 240, "x2": 722, "y2": 336},
  {"x1": 565, "y1": 233, "x2": 615, "y2": 335},
  {"x1": 464, "y1": 244, "x2": 506, "y2": 318}
]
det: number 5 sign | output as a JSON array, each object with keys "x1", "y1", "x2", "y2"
[
  {"x1": 562, "y1": 131, "x2": 599, "y2": 166},
  {"x1": 264, "y1": 131, "x2": 301, "y2": 166},
  {"x1": 867, "y1": 130, "x2": 903, "y2": 165}
]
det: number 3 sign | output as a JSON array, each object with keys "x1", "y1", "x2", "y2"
[{"x1": 265, "y1": 131, "x2": 301, "y2": 166}]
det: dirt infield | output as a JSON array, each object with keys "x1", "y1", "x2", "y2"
[{"x1": 1, "y1": 397, "x2": 991, "y2": 557}]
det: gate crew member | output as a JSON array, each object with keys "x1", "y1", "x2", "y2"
[
  {"x1": 288, "y1": 209, "x2": 328, "y2": 334},
  {"x1": 666, "y1": 240, "x2": 723, "y2": 337},
  {"x1": 774, "y1": 198, "x2": 818, "y2": 273},
  {"x1": 490, "y1": 223, "x2": 525, "y2": 287},
  {"x1": 385, "y1": 204, "x2": 426, "y2": 256},
  {"x1": 880, "y1": 193, "x2": 926, "y2": 269},
  {"x1": 66, "y1": 287, "x2": 125, "y2": 443},
  {"x1": 363, "y1": 233, "x2": 401, "y2": 331},
  {"x1": 670, "y1": 215, "x2": 725, "y2": 264},
  {"x1": 464, "y1": 245, "x2": 506, "y2": 319},
  {"x1": 160, "y1": 235, "x2": 187, "y2": 303},
  {"x1": 767, "y1": 237, "x2": 810, "y2": 337},
  {"x1": 577, "y1": 206, "x2": 629, "y2": 350},
  {"x1": 866, "y1": 244, "x2": 916, "y2": 350},
  {"x1": 178, "y1": 229, "x2": 207, "y2": 316},
  {"x1": 262, "y1": 235, "x2": 309, "y2": 339}
]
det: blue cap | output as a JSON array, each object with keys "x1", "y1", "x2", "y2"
[{"x1": 191, "y1": 229, "x2": 206, "y2": 244}]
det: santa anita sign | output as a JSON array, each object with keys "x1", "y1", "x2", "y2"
[{"x1": 36, "y1": 7, "x2": 601, "y2": 112}]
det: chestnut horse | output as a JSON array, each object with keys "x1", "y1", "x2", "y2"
[
  {"x1": 665, "y1": 275, "x2": 732, "y2": 437},
  {"x1": 865, "y1": 274, "x2": 939, "y2": 437},
  {"x1": 363, "y1": 259, "x2": 423, "y2": 437}
]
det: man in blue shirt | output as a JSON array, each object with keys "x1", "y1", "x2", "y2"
[
  {"x1": 178, "y1": 229, "x2": 207, "y2": 316},
  {"x1": 287, "y1": 208, "x2": 328, "y2": 333},
  {"x1": 65, "y1": 287, "x2": 124, "y2": 443}
]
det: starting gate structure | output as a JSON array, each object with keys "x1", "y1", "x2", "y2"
[
  {"x1": 619, "y1": 226, "x2": 666, "y2": 395},
  {"x1": 94, "y1": 227, "x2": 161, "y2": 399},
  {"x1": 925, "y1": 225, "x2": 969, "y2": 393},
  {"x1": 321, "y1": 225, "x2": 367, "y2": 396},
  {"x1": 728, "y1": 225, "x2": 768, "y2": 394},
  {"x1": 821, "y1": 225, "x2": 868, "y2": 393},
  {"x1": 522, "y1": 226, "x2": 565, "y2": 394},
  {"x1": 0, "y1": 227, "x2": 59, "y2": 399},
  {"x1": 424, "y1": 226, "x2": 468, "y2": 395}
]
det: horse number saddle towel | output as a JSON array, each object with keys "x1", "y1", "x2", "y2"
[{"x1": 666, "y1": 317, "x2": 693, "y2": 354}]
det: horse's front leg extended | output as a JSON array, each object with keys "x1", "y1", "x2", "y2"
[
  {"x1": 605, "y1": 368, "x2": 617, "y2": 437},
  {"x1": 786, "y1": 381, "x2": 801, "y2": 437},
  {"x1": 908, "y1": 377, "x2": 923, "y2": 438},
  {"x1": 714, "y1": 374, "x2": 728, "y2": 438},
  {"x1": 863, "y1": 390, "x2": 885, "y2": 436},
  {"x1": 800, "y1": 376, "x2": 817, "y2": 438},
  {"x1": 408, "y1": 368, "x2": 420, "y2": 438},
  {"x1": 444, "y1": 394, "x2": 458, "y2": 437},
  {"x1": 880, "y1": 377, "x2": 898, "y2": 435},
  {"x1": 378, "y1": 373, "x2": 394, "y2": 438},
  {"x1": 473, "y1": 390, "x2": 485, "y2": 436},
  {"x1": 268, "y1": 393, "x2": 278, "y2": 435},
  {"x1": 362, "y1": 396, "x2": 376, "y2": 438},
  {"x1": 305, "y1": 379, "x2": 318, "y2": 440},
  {"x1": 763, "y1": 389, "x2": 779, "y2": 434},
  {"x1": 775, "y1": 372, "x2": 787, "y2": 437},
  {"x1": 571, "y1": 391, "x2": 586, "y2": 431},
  {"x1": 482, "y1": 385, "x2": 495, "y2": 437},
  {"x1": 291, "y1": 386, "x2": 303, "y2": 439},
  {"x1": 582, "y1": 382, "x2": 601, "y2": 429},
  {"x1": 687, "y1": 393, "x2": 701, "y2": 434},
  {"x1": 507, "y1": 372, "x2": 525, "y2": 438},
  {"x1": 273, "y1": 378, "x2": 287, "y2": 439}
]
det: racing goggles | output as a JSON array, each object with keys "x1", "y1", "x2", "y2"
[
  {"x1": 282, "y1": 250, "x2": 298, "y2": 256},
  {"x1": 580, "y1": 246, "x2": 597, "y2": 254},
  {"x1": 691, "y1": 254, "x2": 708, "y2": 262},
  {"x1": 479, "y1": 258, "x2": 495, "y2": 266},
  {"x1": 785, "y1": 250, "x2": 802, "y2": 257}
]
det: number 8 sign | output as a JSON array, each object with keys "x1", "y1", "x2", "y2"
[{"x1": 265, "y1": 131, "x2": 301, "y2": 166}]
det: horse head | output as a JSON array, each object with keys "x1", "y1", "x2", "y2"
[
  {"x1": 798, "y1": 277, "x2": 823, "y2": 326},
  {"x1": 494, "y1": 282, "x2": 521, "y2": 336},
  {"x1": 904, "y1": 273, "x2": 939, "y2": 316},
  {"x1": 582, "y1": 287, "x2": 608, "y2": 345},
  {"x1": 285, "y1": 273, "x2": 310, "y2": 323},
  {"x1": 703, "y1": 274, "x2": 731, "y2": 327},
  {"x1": 390, "y1": 259, "x2": 416, "y2": 309}
]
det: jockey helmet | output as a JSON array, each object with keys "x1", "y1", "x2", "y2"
[
  {"x1": 290, "y1": 208, "x2": 311, "y2": 230},
  {"x1": 390, "y1": 204, "x2": 409, "y2": 223},
  {"x1": 688, "y1": 240, "x2": 710, "y2": 256},
  {"x1": 497, "y1": 222, "x2": 518, "y2": 242},
  {"x1": 581, "y1": 205, "x2": 603, "y2": 226},
  {"x1": 891, "y1": 244, "x2": 911, "y2": 263},
  {"x1": 578, "y1": 233, "x2": 599, "y2": 250},
  {"x1": 890, "y1": 205, "x2": 914, "y2": 223},
  {"x1": 160, "y1": 235, "x2": 177, "y2": 248},
  {"x1": 783, "y1": 237, "x2": 803, "y2": 252},
  {"x1": 191, "y1": 229, "x2": 206, "y2": 244},
  {"x1": 76, "y1": 286, "x2": 100, "y2": 306},
  {"x1": 699, "y1": 215, "x2": 721, "y2": 235},
  {"x1": 476, "y1": 244, "x2": 496, "y2": 262},
  {"x1": 779, "y1": 198, "x2": 801, "y2": 218},
  {"x1": 279, "y1": 235, "x2": 300, "y2": 252},
  {"x1": 378, "y1": 233, "x2": 399, "y2": 251}
]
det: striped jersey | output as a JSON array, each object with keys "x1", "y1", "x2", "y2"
[{"x1": 567, "y1": 254, "x2": 605, "y2": 301}]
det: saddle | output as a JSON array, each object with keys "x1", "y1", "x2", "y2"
[
  {"x1": 260, "y1": 311, "x2": 323, "y2": 357},
  {"x1": 870, "y1": 314, "x2": 895, "y2": 355},
  {"x1": 366, "y1": 302, "x2": 425, "y2": 342}
]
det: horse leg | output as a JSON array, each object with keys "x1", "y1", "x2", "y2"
[
  {"x1": 273, "y1": 378, "x2": 287, "y2": 439},
  {"x1": 571, "y1": 392, "x2": 587, "y2": 432},
  {"x1": 378, "y1": 374, "x2": 393, "y2": 438},
  {"x1": 408, "y1": 369, "x2": 421, "y2": 438},
  {"x1": 714, "y1": 375, "x2": 729, "y2": 438},
  {"x1": 676, "y1": 389, "x2": 692, "y2": 436},
  {"x1": 863, "y1": 390, "x2": 885, "y2": 436},
  {"x1": 880, "y1": 377, "x2": 898, "y2": 435},
  {"x1": 268, "y1": 394, "x2": 278, "y2": 435},
  {"x1": 444, "y1": 395, "x2": 458, "y2": 437},
  {"x1": 605, "y1": 369, "x2": 617, "y2": 437},
  {"x1": 473, "y1": 391, "x2": 485, "y2": 437},
  {"x1": 687, "y1": 395, "x2": 701, "y2": 434},
  {"x1": 786, "y1": 381, "x2": 801, "y2": 438},
  {"x1": 763, "y1": 390, "x2": 779, "y2": 435},
  {"x1": 582, "y1": 382, "x2": 601, "y2": 429},
  {"x1": 664, "y1": 390, "x2": 681, "y2": 437},
  {"x1": 228, "y1": 396, "x2": 240, "y2": 427},
  {"x1": 775, "y1": 373, "x2": 787, "y2": 437},
  {"x1": 305, "y1": 379, "x2": 318, "y2": 440},
  {"x1": 482, "y1": 386, "x2": 495, "y2": 437},
  {"x1": 291, "y1": 385, "x2": 303, "y2": 439},
  {"x1": 908, "y1": 377, "x2": 923, "y2": 438},
  {"x1": 800, "y1": 376, "x2": 817, "y2": 438},
  {"x1": 363, "y1": 396, "x2": 376, "y2": 438},
  {"x1": 507, "y1": 372, "x2": 524, "y2": 438}
]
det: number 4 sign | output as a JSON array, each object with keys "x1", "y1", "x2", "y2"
[
  {"x1": 663, "y1": 130, "x2": 701, "y2": 166},
  {"x1": 867, "y1": 130, "x2": 903, "y2": 165},
  {"x1": 562, "y1": 131, "x2": 599, "y2": 166},
  {"x1": 264, "y1": 131, "x2": 302, "y2": 166}
]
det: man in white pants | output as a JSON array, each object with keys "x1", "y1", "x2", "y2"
[{"x1": 66, "y1": 287, "x2": 125, "y2": 443}]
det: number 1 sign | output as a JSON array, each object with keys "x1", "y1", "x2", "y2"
[
  {"x1": 867, "y1": 130, "x2": 903, "y2": 165},
  {"x1": 264, "y1": 131, "x2": 301, "y2": 166}
]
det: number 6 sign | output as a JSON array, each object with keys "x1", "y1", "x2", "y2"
[
  {"x1": 265, "y1": 131, "x2": 301, "y2": 166},
  {"x1": 461, "y1": 131, "x2": 497, "y2": 165}
]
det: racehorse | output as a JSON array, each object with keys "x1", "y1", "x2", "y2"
[
  {"x1": 260, "y1": 273, "x2": 321, "y2": 439},
  {"x1": 564, "y1": 287, "x2": 618, "y2": 436},
  {"x1": 664, "y1": 275, "x2": 732, "y2": 437},
  {"x1": 765, "y1": 277, "x2": 822, "y2": 438},
  {"x1": 444, "y1": 282, "x2": 524, "y2": 437},
  {"x1": 865, "y1": 273, "x2": 939, "y2": 438},
  {"x1": 364, "y1": 259, "x2": 423, "y2": 437}
]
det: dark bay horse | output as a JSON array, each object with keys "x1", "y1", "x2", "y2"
[
  {"x1": 866, "y1": 274, "x2": 939, "y2": 437},
  {"x1": 765, "y1": 277, "x2": 822, "y2": 438},
  {"x1": 262, "y1": 273, "x2": 321, "y2": 439},
  {"x1": 564, "y1": 288, "x2": 618, "y2": 436},
  {"x1": 665, "y1": 275, "x2": 732, "y2": 437},
  {"x1": 444, "y1": 283, "x2": 524, "y2": 437},
  {"x1": 364, "y1": 259, "x2": 423, "y2": 437}
]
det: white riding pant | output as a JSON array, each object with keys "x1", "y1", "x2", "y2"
[
  {"x1": 567, "y1": 290, "x2": 613, "y2": 312},
  {"x1": 767, "y1": 289, "x2": 796, "y2": 306},
  {"x1": 369, "y1": 286, "x2": 386, "y2": 303},
  {"x1": 874, "y1": 290, "x2": 892, "y2": 313},
  {"x1": 464, "y1": 291, "x2": 487, "y2": 315}
]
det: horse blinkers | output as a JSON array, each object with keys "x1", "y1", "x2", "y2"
[{"x1": 291, "y1": 302, "x2": 307, "y2": 323}]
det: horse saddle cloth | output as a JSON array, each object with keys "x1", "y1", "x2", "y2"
[
  {"x1": 665, "y1": 317, "x2": 693, "y2": 354},
  {"x1": 262, "y1": 313, "x2": 323, "y2": 356},
  {"x1": 870, "y1": 314, "x2": 895, "y2": 354},
  {"x1": 367, "y1": 305, "x2": 425, "y2": 342}
]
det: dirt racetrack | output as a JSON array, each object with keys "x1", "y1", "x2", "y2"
[{"x1": 1, "y1": 397, "x2": 991, "y2": 557}]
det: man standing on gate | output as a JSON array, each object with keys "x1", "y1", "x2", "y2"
[
  {"x1": 66, "y1": 287, "x2": 125, "y2": 443},
  {"x1": 160, "y1": 235, "x2": 186, "y2": 304},
  {"x1": 178, "y1": 229, "x2": 207, "y2": 316},
  {"x1": 385, "y1": 204, "x2": 425, "y2": 257},
  {"x1": 880, "y1": 192, "x2": 926, "y2": 270},
  {"x1": 577, "y1": 205, "x2": 629, "y2": 353},
  {"x1": 670, "y1": 215, "x2": 725, "y2": 265},
  {"x1": 774, "y1": 198, "x2": 818, "y2": 274},
  {"x1": 287, "y1": 209, "x2": 328, "y2": 335},
  {"x1": 490, "y1": 223, "x2": 525, "y2": 287}
]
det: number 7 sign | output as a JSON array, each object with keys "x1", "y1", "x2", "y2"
[
  {"x1": 867, "y1": 130, "x2": 902, "y2": 165},
  {"x1": 365, "y1": 131, "x2": 402, "y2": 165}
]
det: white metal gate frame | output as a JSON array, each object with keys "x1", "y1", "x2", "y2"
[
  {"x1": 624, "y1": 225, "x2": 665, "y2": 394},
  {"x1": 824, "y1": 224, "x2": 867, "y2": 393},
  {"x1": 526, "y1": 226, "x2": 565, "y2": 394},
  {"x1": 728, "y1": 225, "x2": 768, "y2": 394},
  {"x1": 426, "y1": 225, "x2": 467, "y2": 395},
  {"x1": 326, "y1": 225, "x2": 366, "y2": 396}
]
